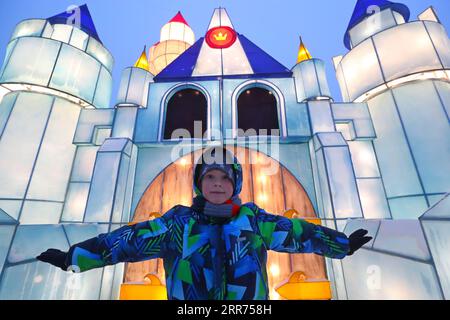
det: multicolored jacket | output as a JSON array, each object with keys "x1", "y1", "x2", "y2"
[
  {"x1": 65, "y1": 149, "x2": 350, "y2": 300},
  {"x1": 66, "y1": 202, "x2": 349, "y2": 300}
]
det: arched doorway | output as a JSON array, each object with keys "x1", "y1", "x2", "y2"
[{"x1": 124, "y1": 147, "x2": 327, "y2": 300}]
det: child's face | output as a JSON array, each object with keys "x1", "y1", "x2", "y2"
[{"x1": 201, "y1": 169, "x2": 234, "y2": 204}]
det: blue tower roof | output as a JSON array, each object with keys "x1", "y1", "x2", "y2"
[
  {"x1": 344, "y1": 0, "x2": 410, "y2": 49},
  {"x1": 154, "y1": 34, "x2": 291, "y2": 82},
  {"x1": 47, "y1": 4, "x2": 102, "y2": 44},
  {"x1": 238, "y1": 34, "x2": 292, "y2": 77}
]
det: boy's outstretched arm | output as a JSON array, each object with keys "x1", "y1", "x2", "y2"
[
  {"x1": 254, "y1": 206, "x2": 371, "y2": 259},
  {"x1": 37, "y1": 210, "x2": 174, "y2": 273}
]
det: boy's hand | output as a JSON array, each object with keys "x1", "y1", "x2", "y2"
[
  {"x1": 347, "y1": 229, "x2": 372, "y2": 256},
  {"x1": 36, "y1": 249, "x2": 69, "y2": 271}
]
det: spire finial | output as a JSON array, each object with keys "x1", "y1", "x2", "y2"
[
  {"x1": 134, "y1": 46, "x2": 150, "y2": 71},
  {"x1": 296, "y1": 36, "x2": 312, "y2": 64},
  {"x1": 169, "y1": 11, "x2": 189, "y2": 26}
]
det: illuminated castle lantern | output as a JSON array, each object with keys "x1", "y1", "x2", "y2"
[
  {"x1": 0, "y1": 2, "x2": 449, "y2": 300},
  {"x1": 148, "y1": 11, "x2": 195, "y2": 75}
]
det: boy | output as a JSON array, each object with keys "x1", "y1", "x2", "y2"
[{"x1": 37, "y1": 146, "x2": 371, "y2": 300}]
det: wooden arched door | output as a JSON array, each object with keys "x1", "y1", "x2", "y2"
[{"x1": 124, "y1": 147, "x2": 327, "y2": 299}]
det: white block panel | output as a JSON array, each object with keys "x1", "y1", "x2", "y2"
[
  {"x1": 27, "y1": 98, "x2": 80, "y2": 201},
  {"x1": 0, "y1": 93, "x2": 53, "y2": 198}
]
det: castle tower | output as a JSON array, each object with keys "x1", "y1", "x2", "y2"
[
  {"x1": 0, "y1": 4, "x2": 123, "y2": 299},
  {"x1": 0, "y1": 4, "x2": 113, "y2": 223},
  {"x1": 329, "y1": 0, "x2": 450, "y2": 300},
  {"x1": 333, "y1": 0, "x2": 450, "y2": 218},
  {"x1": 148, "y1": 12, "x2": 195, "y2": 75},
  {"x1": 115, "y1": 47, "x2": 153, "y2": 110}
]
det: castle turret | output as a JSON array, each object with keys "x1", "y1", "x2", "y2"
[
  {"x1": 148, "y1": 12, "x2": 195, "y2": 75},
  {"x1": 0, "y1": 4, "x2": 113, "y2": 108},
  {"x1": 333, "y1": 0, "x2": 450, "y2": 218},
  {"x1": 292, "y1": 37, "x2": 332, "y2": 102},
  {"x1": 0, "y1": 4, "x2": 113, "y2": 223},
  {"x1": 115, "y1": 47, "x2": 153, "y2": 110}
]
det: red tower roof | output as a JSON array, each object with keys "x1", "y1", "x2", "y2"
[{"x1": 169, "y1": 11, "x2": 189, "y2": 26}]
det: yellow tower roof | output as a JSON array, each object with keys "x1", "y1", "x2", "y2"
[
  {"x1": 296, "y1": 36, "x2": 312, "y2": 64},
  {"x1": 134, "y1": 46, "x2": 150, "y2": 71}
]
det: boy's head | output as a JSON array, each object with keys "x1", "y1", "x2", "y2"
[
  {"x1": 194, "y1": 147, "x2": 243, "y2": 204},
  {"x1": 200, "y1": 169, "x2": 234, "y2": 204}
]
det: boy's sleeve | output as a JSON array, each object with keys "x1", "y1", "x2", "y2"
[
  {"x1": 65, "y1": 208, "x2": 175, "y2": 273},
  {"x1": 255, "y1": 206, "x2": 350, "y2": 259}
]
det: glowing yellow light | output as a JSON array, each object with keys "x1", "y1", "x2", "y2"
[
  {"x1": 283, "y1": 209, "x2": 322, "y2": 225},
  {"x1": 179, "y1": 158, "x2": 188, "y2": 166},
  {"x1": 271, "y1": 289, "x2": 281, "y2": 300},
  {"x1": 259, "y1": 175, "x2": 267, "y2": 184},
  {"x1": 180, "y1": 197, "x2": 191, "y2": 206},
  {"x1": 275, "y1": 271, "x2": 332, "y2": 300},
  {"x1": 258, "y1": 194, "x2": 267, "y2": 203},
  {"x1": 296, "y1": 36, "x2": 312, "y2": 64},
  {"x1": 292, "y1": 271, "x2": 307, "y2": 282},
  {"x1": 304, "y1": 218, "x2": 322, "y2": 225},
  {"x1": 246, "y1": 90, "x2": 251, "y2": 95},
  {"x1": 269, "y1": 264, "x2": 280, "y2": 277},
  {"x1": 134, "y1": 46, "x2": 150, "y2": 72},
  {"x1": 143, "y1": 273, "x2": 159, "y2": 283},
  {"x1": 120, "y1": 273, "x2": 167, "y2": 300},
  {"x1": 126, "y1": 212, "x2": 160, "y2": 224}
]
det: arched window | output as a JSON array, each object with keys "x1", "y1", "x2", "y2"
[
  {"x1": 237, "y1": 87, "x2": 279, "y2": 136},
  {"x1": 163, "y1": 88, "x2": 207, "y2": 140}
]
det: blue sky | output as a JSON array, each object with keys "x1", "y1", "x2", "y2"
[{"x1": 1, "y1": 0, "x2": 449, "y2": 103}]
